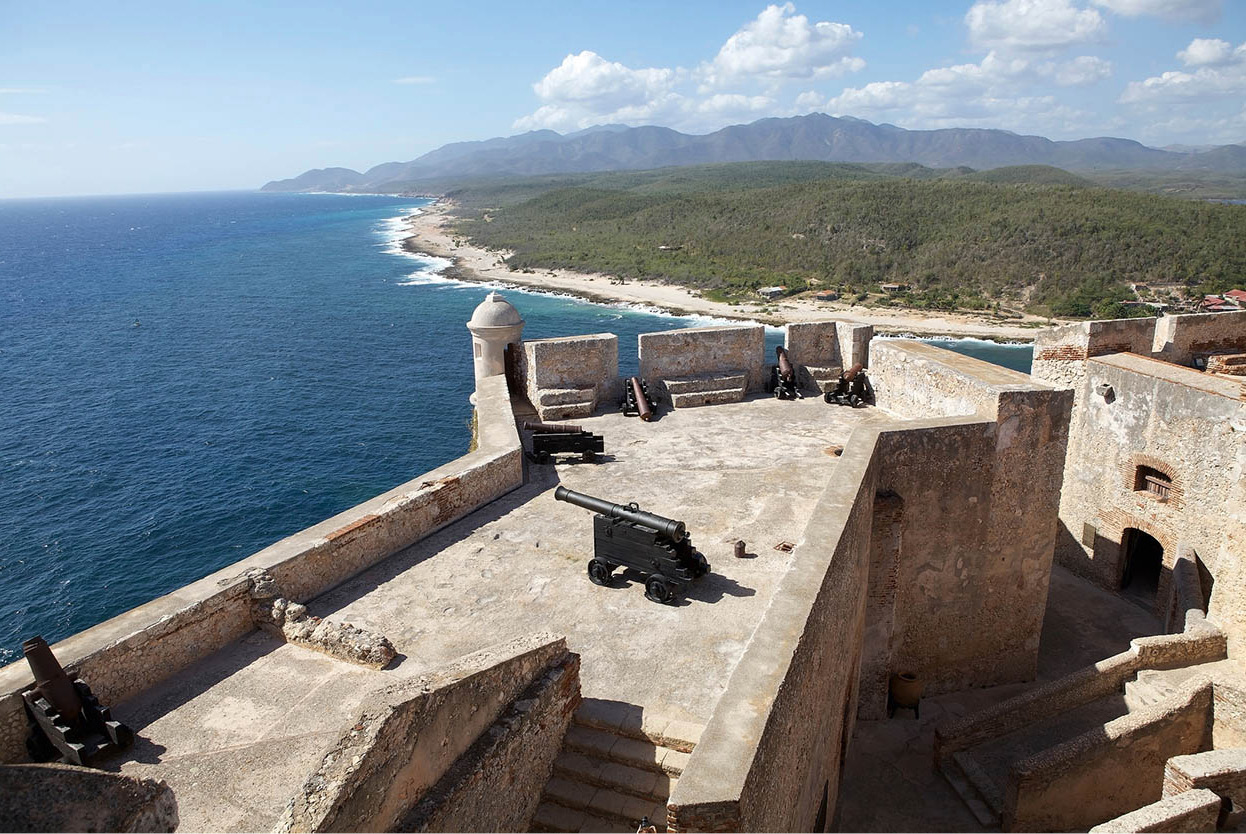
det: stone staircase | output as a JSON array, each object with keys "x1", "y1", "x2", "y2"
[
  {"x1": 940, "y1": 694, "x2": 1130, "y2": 827},
  {"x1": 534, "y1": 387, "x2": 598, "y2": 421},
  {"x1": 530, "y1": 700, "x2": 703, "y2": 833},
  {"x1": 1124, "y1": 666, "x2": 1209, "y2": 711},
  {"x1": 663, "y1": 372, "x2": 747, "y2": 409}
]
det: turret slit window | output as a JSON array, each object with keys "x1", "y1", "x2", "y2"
[{"x1": 1135, "y1": 465, "x2": 1172, "y2": 501}]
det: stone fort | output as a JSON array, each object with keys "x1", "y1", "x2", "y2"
[{"x1": 2, "y1": 297, "x2": 1244, "y2": 833}]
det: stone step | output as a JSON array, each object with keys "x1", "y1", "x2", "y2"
[
  {"x1": 536, "y1": 387, "x2": 598, "y2": 407},
  {"x1": 530, "y1": 801, "x2": 634, "y2": 833},
  {"x1": 540, "y1": 776, "x2": 668, "y2": 831},
  {"x1": 553, "y1": 751, "x2": 677, "y2": 803},
  {"x1": 801, "y1": 365, "x2": 843, "y2": 393},
  {"x1": 573, "y1": 700, "x2": 704, "y2": 754},
  {"x1": 663, "y1": 373, "x2": 746, "y2": 395},
  {"x1": 1125, "y1": 666, "x2": 1207, "y2": 712},
  {"x1": 537, "y1": 401, "x2": 597, "y2": 421},
  {"x1": 669, "y1": 388, "x2": 745, "y2": 409},
  {"x1": 952, "y1": 751, "x2": 1004, "y2": 817},
  {"x1": 938, "y1": 755, "x2": 1000, "y2": 827},
  {"x1": 563, "y1": 725, "x2": 690, "y2": 777}
]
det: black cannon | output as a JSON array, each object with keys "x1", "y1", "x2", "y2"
[
  {"x1": 621, "y1": 376, "x2": 654, "y2": 421},
  {"x1": 554, "y1": 486, "x2": 709, "y2": 604},
  {"x1": 523, "y1": 421, "x2": 604, "y2": 463},
  {"x1": 771, "y1": 346, "x2": 803, "y2": 400},
  {"x1": 824, "y1": 363, "x2": 873, "y2": 407},
  {"x1": 21, "y1": 636, "x2": 133, "y2": 766}
]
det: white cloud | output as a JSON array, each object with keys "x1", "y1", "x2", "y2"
[
  {"x1": 532, "y1": 51, "x2": 678, "y2": 109},
  {"x1": 1048, "y1": 55, "x2": 1113, "y2": 86},
  {"x1": 966, "y1": 0, "x2": 1105, "y2": 52},
  {"x1": 0, "y1": 87, "x2": 46, "y2": 94},
  {"x1": 1177, "y1": 38, "x2": 1243, "y2": 67},
  {"x1": 392, "y1": 76, "x2": 434, "y2": 85},
  {"x1": 1090, "y1": 0, "x2": 1221, "y2": 22},
  {"x1": 0, "y1": 112, "x2": 46, "y2": 125},
  {"x1": 701, "y1": 3, "x2": 864, "y2": 89},
  {"x1": 1122, "y1": 39, "x2": 1246, "y2": 103},
  {"x1": 826, "y1": 51, "x2": 1094, "y2": 134},
  {"x1": 513, "y1": 4, "x2": 863, "y2": 133}
]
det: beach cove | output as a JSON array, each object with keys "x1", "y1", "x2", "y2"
[{"x1": 401, "y1": 200, "x2": 1056, "y2": 342}]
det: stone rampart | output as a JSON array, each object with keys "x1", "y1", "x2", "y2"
[
  {"x1": 868, "y1": 340, "x2": 1073, "y2": 698},
  {"x1": 274, "y1": 633, "x2": 577, "y2": 833},
  {"x1": 1164, "y1": 747, "x2": 1246, "y2": 808},
  {"x1": 518, "y1": 333, "x2": 619, "y2": 420},
  {"x1": 0, "y1": 374, "x2": 524, "y2": 764},
  {"x1": 1154, "y1": 310, "x2": 1246, "y2": 367},
  {"x1": 1005, "y1": 679, "x2": 1214, "y2": 832},
  {"x1": 1090, "y1": 788, "x2": 1221, "y2": 833},
  {"x1": 668, "y1": 423, "x2": 881, "y2": 833},
  {"x1": 783, "y1": 320, "x2": 873, "y2": 393},
  {"x1": 638, "y1": 325, "x2": 766, "y2": 398}
]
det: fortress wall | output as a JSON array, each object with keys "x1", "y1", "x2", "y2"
[
  {"x1": 275, "y1": 633, "x2": 578, "y2": 833},
  {"x1": 518, "y1": 333, "x2": 619, "y2": 419},
  {"x1": 1154, "y1": 310, "x2": 1246, "y2": 367},
  {"x1": 867, "y1": 340, "x2": 1072, "y2": 695},
  {"x1": 638, "y1": 325, "x2": 766, "y2": 397},
  {"x1": 1045, "y1": 355, "x2": 1245, "y2": 635},
  {"x1": 785, "y1": 320, "x2": 842, "y2": 370},
  {"x1": 0, "y1": 375, "x2": 524, "y2": 763},
  {"x1": 668, "y1": 424, "x2": 881, "y2": 833},
  {"x1": 671, "y1": 368, "x2": 1070, "y2": 829}
]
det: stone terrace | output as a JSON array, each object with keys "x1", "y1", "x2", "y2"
[{"x1": 99, "y1": 394, "x2": 876, "y2": 829}]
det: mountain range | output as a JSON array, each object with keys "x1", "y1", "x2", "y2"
[{"x1": 262, "y1": 113, "x2": 1246, "y2": 192}]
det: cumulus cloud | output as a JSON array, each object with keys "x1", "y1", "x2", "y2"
[
  {"x1": 513, "y1": 4, "x2": 862, "y2": 133},
  {"x1": 966, "y1": 0, "x2": 1105, "y2": 52},
  {"x1": 1122, "y1": 38, "x2": 1246, "y2": 103},
  {"x1": 824, "y1": 50, "x2": 1097, "y2": 133},
  {"x1": 701, "y1": 3, "x2": 864, "y2": 89},
  {"x1": 1090, "y1": 0, "x2": 1221, "y2": 22},
  {"x1": 1177, "y1": 38, "x2": 1242, "y2": 67},
  {"x1": 1048, "y1": 55, "x2": 1113, "y2": 86}
]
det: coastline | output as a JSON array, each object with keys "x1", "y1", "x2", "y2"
[{"x1": 401, "y1": 200, "x2": 1052, "y2": 342}]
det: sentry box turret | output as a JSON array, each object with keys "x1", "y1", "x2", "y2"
[{"x1": 554, "y1": 486, "x2": 710, "y2": 604}]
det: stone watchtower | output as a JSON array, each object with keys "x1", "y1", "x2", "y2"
[{"x1": 466, "y1": 292, "x2": 524, "y2": 393}]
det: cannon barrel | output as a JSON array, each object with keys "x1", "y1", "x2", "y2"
[
  {"x1": 23, "y1": 636, "x2": 83, "y2": 724},
  {"x1": 523, "y1": 420, "x2": 584, "y2": 434},
  {"x1": 630, "y1": 377, "x2": 653, "y2": 422},
  {"x1": 554, "y1": 486, "x2": 685, "y2": 542},
  {"x1": 842, "y1": 362, "x2": 864, "y2": 381},
  {"x1": 776, "y1": 346, "x2": 795, "y2": 381}
]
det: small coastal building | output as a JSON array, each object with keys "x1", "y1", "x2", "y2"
[
  {"x1": 1224, "y1": 289, "x2": 1246, "y2": 308},
  {"x1": 815, "y1": 290, "x2": 839, "y2": 302},
  {"x1": 657, "y1": 244, "x2": 683, "y2": 252},
  {"x1": 757, "y1": 285, "x2": 786, "y2": 299},
  {"x1": 880, "y1": 282, "x2": 904, "y2": 293}
]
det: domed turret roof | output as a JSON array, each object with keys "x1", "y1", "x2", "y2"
[{"x1": 467, "y1": 292, "x2": 523, "y2": 329}]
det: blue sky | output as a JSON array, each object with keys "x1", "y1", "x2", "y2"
[{"x1": 1, "y1": 0, "x2": 1244, "y2": 197}]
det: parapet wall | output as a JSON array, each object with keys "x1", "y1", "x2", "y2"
[
  {"x1": 276, "y1": 633, "x2": 578, "y2": 833},
  {"x1": 518, "y1": 333, "x2": 619, "y2": 420},
  {"x1": 639, "y1": 325, "x2": 766, "y2": 397},
  {"x1": 0, "y1": 374, "x2": 524, "y2": 764}
]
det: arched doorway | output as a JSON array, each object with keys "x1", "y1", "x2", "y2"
[{"x1": 1120, "y1": 528, "x2": 1163, "y2": 604}]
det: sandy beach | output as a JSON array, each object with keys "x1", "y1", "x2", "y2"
[{"x1": 403, "y1": 201, "x2": 1054, "y2": 341}]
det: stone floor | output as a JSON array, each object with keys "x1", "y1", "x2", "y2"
[
  {"x1": 99, "y1": 394, "x2": 875, "y2": 831},
  {"x1": 836, "y1": 563, "x2": 1164, "y2": 833}
]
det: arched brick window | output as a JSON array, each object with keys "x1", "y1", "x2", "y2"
[{"x1": 1134, "y1": 465, "x2": 1172, "y2": 501}]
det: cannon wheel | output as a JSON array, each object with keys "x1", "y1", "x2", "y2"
[
  {"x1": 645, "y1": 575, "x2": 674, "y2": 604},
  {"x1": 588, "y1": 559, "x2": 613, "y2": 586}
]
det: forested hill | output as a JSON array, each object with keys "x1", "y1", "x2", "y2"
[{"x1": 444, "y1": 162, "x2": 1245, "y2": 317}]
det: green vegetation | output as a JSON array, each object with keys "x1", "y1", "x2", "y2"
[{"x1": 444, "y1": 161, "x2": 1245, "y2": 317}]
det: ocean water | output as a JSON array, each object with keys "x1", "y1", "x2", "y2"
[{"x1": 0, "y1": 192, "x2": 1032, "y2": 665}]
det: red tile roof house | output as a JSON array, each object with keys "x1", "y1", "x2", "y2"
[{"x1": 1223, "y1": 289, "x2": 1246, "y2": 308}]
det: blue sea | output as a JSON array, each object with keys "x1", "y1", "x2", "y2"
[{"x1": 0, "y1": 192, "x2": 1032, "y2": 666}]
